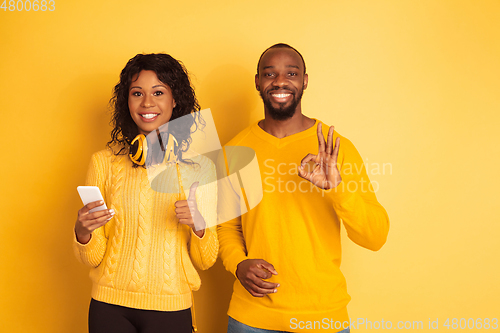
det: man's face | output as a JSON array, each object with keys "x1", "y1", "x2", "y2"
[{"x1": 255, "y1": 48, "x2": 308, "y2": 120}]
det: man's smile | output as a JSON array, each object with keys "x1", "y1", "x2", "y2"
[{"x1": 268, "y1": 90, "x2": 294, "y2": 103}]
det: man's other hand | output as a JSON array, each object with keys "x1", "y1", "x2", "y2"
[{"x1": 236, "y1": 259, "x2": 279, "y2": 297}]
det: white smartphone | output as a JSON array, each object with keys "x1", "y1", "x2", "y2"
[{"x1": 77, "y1": 186, "x2": 108, "y2": 213}]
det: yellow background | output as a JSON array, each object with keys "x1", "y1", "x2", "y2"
[{"x1": 1, "y1": 0, "x2": 499, "y2": 332}]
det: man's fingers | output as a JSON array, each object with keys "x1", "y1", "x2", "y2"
[
  {"x1": 326, "y1": 126, "x2": 335, "y2": 155},
  {"x1": 253, "y1": 266, "x2": 272, "y2": 279},
  {"x1": 298, "y1": 166, "x2": 313, "y2": 182},
  {"x1": 332, "y1": 137, "x2": 341, "y2": 161},
  {"x1": 247, "y1": 287, "x2": 266, "y2": 297},
  {"x1": 246, "y1": 277, "x2": 279, "y2": 297},
  {"x1": 249, "y1": 282, "x2": 278, "y2": 296},
  {"x1": 246, "y1": 286, "x2": 266, "y2": 297},
  {"x1": 300, "y1": 153, "x2": 316, "y2": 166},
  {"x1": 298, "y1": 155, "x2": 315, "y2": 181},
  {"x1": 188, "y1": 181, "x2": 199, "y2": 201},
  {"x1": 253, "y1": 278, "x2": 279, "y2": 291},
  {"x1": 316, "y1": 122, "x2": 326, "y2": 153},
  {"x1": 259, "y1": 260, "x2": 278, "y2": 275},
  {"x1": 237, "y1": 259, "x2": 280, "y2": 298}
]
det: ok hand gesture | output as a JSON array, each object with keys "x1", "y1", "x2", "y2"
[{"x1": 298, "y1": 122, "x2": 342, "y2": 189}]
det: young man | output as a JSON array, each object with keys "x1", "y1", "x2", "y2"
[{"x1": 217, "y1": 43, "x2": 390, "y2": 333}]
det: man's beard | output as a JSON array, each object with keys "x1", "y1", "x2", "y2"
[{"x1": 260, "y1": 88, "x2": 304, "y2": 121}]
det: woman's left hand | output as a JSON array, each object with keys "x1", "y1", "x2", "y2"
[{"x1": 175, "y1": 182, "x2": 205, "y2": 238}]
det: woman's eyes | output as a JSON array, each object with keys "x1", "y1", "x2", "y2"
[{"x1": 131, "y1": 91, "x2": 164, "y2": 96}]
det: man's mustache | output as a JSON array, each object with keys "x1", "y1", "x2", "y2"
[{"x1": 266, "y1": 87, "x2": 295, "y2": 94}]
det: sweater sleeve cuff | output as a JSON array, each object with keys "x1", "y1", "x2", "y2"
[
  {"x1": 72, "y1": 230, "x2": 107, "y2": 267},
  {"x1": 73, "y1": 230, "x2": 95, "y2": 248},
  {"x1": 226, "y1": 252, "x2": 248, "y2": 277},
  {"x1": 190, "y1": 225, "x2": 211, "y2": 241},
  {"x1": 190, "y1": 227, "x2": 219, "y2": 270}
]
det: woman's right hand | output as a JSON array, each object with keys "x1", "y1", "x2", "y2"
[{"x1": 75, "y1": 200, "x2": 114, "y2": 244}]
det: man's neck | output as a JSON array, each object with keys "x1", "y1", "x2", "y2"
[{"x1": 259, "y1": 109, "x2": 316, "y2": 139}]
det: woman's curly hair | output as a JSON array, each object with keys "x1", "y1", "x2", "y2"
[{"x1": 108, "y1": 53, "x2": 203, "y2": 164}]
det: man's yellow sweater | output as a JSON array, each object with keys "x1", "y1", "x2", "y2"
[
  {"x1": 74, "y1": 148, "x2": 218, "y2": 311},
  {"x1": 217, "y1": 120, "x2": 389, "y2": 331}
]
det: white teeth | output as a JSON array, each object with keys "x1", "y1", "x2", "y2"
[
  {"x1": 141, "y1": 114, "x2": 158, "y2": 119},
  {"x1": 272, "y1": 93, "x2": 291, "y2": 98}
]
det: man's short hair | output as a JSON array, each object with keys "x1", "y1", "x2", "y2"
[{"x1": 256, "y1": 43, "x2": 307, "y2": 75}]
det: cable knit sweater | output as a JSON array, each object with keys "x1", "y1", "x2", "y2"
[{"x1": 73, "y1": 148, "x2": 218, "y2": 311}]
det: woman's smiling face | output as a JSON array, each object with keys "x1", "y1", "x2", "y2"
[{"x1": 128, "y1": 70, "x2": 176, "y2": 135}]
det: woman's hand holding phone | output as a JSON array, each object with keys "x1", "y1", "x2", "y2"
[
  {"x1": 76, "y1": 187, "x2": 113, "y2": 244},
  {"x1": 75, "y1": 201, "x2": 115, "y2": 244}
]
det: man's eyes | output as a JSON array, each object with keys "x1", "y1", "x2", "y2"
[{"x1": 263, "y1": 72, "x2": 298, "y2": 77}]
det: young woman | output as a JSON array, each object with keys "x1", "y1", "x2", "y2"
[{"x1": 74, "y1": 53, "x2": 218, "y2": 333}]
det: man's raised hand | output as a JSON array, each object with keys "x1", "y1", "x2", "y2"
[{"x1": 298, "y1": 122, "x2": 342, "y2": 189}]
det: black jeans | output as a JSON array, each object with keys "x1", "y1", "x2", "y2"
[{"x1": 88, "y1": 299, "x2": 192, "y2": 333}]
